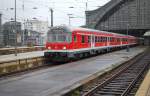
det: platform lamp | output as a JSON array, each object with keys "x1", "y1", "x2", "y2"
[
  {"x1": 126, "y1": 23, "x2": 130, "y2": 52},
  {"x1": 14, "y1": 0, "x2": 17, "y2": 56},
  {"x1": 67, "y1": 14, "x2": 73, "y2": 26}
]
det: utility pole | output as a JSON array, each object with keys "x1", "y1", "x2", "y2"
[
  {"x1": 126, "y1": 3, "x2": 130, "y2": 52},
  {"x1": 86, "y1": 2, "x2": 88, "y2": 11},
  {"x1": 14, "y1": 0, "x2": 17, "y2": 56},
  {"x1": 50, "y1": 8, "x2": 53, "y2": 27},
  {"x1": 126, "y1": 23, "x2": 130, "y2": 52}
]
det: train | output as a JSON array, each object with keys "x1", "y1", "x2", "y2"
[{"x1": 44, "y1": 25, "x2": 137, "y2": 62}]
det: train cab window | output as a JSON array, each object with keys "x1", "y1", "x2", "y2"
[
  {"x1": 74, "y1": 35, "x2": 77, "y2": 42},
  {"x1": 58, "y1": 35, "x2": 66, "y2": 42},
  {"x1": 47, "y1": 27, "x2": 72, "y2": 42},
  {"x1": 82, "y1": 35, "x2": 85, "y2": 43}
]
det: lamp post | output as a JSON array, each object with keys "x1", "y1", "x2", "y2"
[
  {"x1": 49, "y1": 8, "x2": 53, "y2": 27},
  {"x1": 14, "y1": 0, "x2": 17, "y2": 56},
  {"x1": 126, "y1": 23, "x2": 130, "y2": 52},
  {"x1": 67, "y1": 14, "x2": 73, "y2": 26}
]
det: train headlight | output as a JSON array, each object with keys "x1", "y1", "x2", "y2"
[
  {"x1": 48, "y1": 47, "x2": 51, "y2": 50},
  {"x1": 63, "y1": 46, "x2": 66, "y2": 50}
]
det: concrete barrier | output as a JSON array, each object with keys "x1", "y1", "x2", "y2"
[{"x1": 0, "y1": 56, "x2": 46, "y2": 76}]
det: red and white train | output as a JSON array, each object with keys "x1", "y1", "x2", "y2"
[{"x1": 44, "y1": 25, "x2": 137, "y2": 62}]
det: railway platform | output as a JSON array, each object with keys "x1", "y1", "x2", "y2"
[
  {"x1": 0, "y1": 47, "x2": 146, "y2": 96},
  {"x1": 135, "y1": 69, "x2": 150, "y2": 96},
  {"x1": 0, "y1": 46, "x2": 45, "y2": 55},
  {"x1": 0, "y1": 51, "x2": 45, "y2": 76},
  {"x1": 0, "y1": 51, "x2": 44, "y2": 63}
]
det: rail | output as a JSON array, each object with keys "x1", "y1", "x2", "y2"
[
  {"x1": 83, "y1": 48, "x2": 150, "y2": 96},
  {"x1": 63, "y1": 47, "x2": 150, "y2": 96}
]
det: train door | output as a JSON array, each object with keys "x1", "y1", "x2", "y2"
[
  {"x1": 107, "y1": 37, "x2": 110, "y2": 46},
  {"x1": 91, "y1": 34, "x2": 95, "y2": 48},
  {"x1": 121, "y1": 38, "x2": 122, "y2": 45}
]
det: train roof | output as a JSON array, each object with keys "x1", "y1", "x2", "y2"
[{"x1": 50, "y1": 25, "x2": 134, "y2": 37}]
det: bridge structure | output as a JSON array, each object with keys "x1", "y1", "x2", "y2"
[{"x1": 85, "y1": 0, "x2": 150, "y2": 37}]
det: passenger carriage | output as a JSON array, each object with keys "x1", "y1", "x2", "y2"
[{"x1": 44, "y1": 25, "x2": 137, "y2": 62}]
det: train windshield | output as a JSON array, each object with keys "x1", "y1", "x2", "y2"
[{"x1": 47, "y1": 27, "x2": 72, "y2": 42}]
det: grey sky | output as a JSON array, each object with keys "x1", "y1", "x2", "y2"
[{"x1": 0, "y1": 0, "x2": 110, "y2": 27}]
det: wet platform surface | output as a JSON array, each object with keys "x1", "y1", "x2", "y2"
[
  {"x1": 0, "y1": 47, "x2": 146, "y2": 96},
  {"x1": 135, "y1": 69, "x2": 150, "y2": 96},
  {"x1": 0, "y1": 51, "x2": 44, "y2": 62}
]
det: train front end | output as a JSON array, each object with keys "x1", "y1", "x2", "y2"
[{"x1": 44, "y1": 26, "x2": 73, "y2": 62}]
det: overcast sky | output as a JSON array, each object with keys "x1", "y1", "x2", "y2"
[{"x1": 0, "y1": 0, "x2": 110, "y2": 27}]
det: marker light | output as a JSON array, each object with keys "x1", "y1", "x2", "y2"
[
  {"x1": 63, "y1": 46, "x2": 66, "y2": 50},
  {"x1": 48, "y1": 47, "x2": 51, "y2": 50}
]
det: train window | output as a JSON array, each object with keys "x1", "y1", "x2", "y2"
[
  {"x1": 102, "y1": 37, "x2": 104, "y2": 42},
  {"x1": 74, "y1": 35, "x2": 77, "y2": 42},
  {"x1": 88, "y1": 36, "x2": 91, "y2": 43},
  {"x1": 105, "y1": 37, "x2": 107, "y2": 42},
  {"x1": 98, "y1": 37, "x2": 100, "y2": 42},
  {"x1": 82, "y1": 35, "x2": 85, "y2": 43},
  {"x1": 103, "y1": 37, "x2": 105, "y2": 42},
  {"x1": 101, "y1": 37, "x2": 103, "y2": 42},
  {"x1": 110, "y1": 37, "x2": 112, "y2": 41},
  {"x1": 100, "y1": 37, "x2": 102, "y2": 42},
  {"x1": 95, "y1": 36, "x2": 98, "y2": 42},
  {"x1": 101, "y1": 37, "x2": 104, "y2": 42},
  {"x1": 104, "y1": 37, "x2": 105, "y2": 42}
]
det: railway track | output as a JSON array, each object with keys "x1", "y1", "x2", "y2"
[
  {"x1": 82, "y1": 49, "x2": 150, "y2": 96},
  {"x1": 62, "y1": 48, "x2": 150, "y2": 96}
]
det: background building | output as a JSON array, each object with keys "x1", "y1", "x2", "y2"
[
  {"x1": 23, "y1": 29, "x2": 44, "y2": 46},
  {"x1": 23, "y1": 19, "x2": 49, "y2": 45},
  {"x1": 24, "y1": 19, "x2": 49, "y2": 35},
  {"x1": 3, "y1": 21, "x2": 22, "y2": 47}
]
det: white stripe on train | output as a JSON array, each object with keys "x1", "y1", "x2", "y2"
[{"x1": 45, "y1": 43, "x2": 136, "y2": 53}]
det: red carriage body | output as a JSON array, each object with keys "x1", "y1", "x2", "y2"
[{"x1": 45, "y1": 26, "x2": 137, "y2": 62}]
